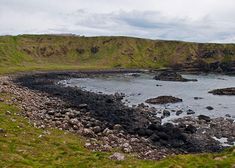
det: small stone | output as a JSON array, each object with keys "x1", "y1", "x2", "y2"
[
  {"x1": 79, "y1": 104, "x2": 88, "y2": 109},
  {"x1": 82, "y1": 128, "x2": 95, "y2": 137},
  {"x1": 5, "y1": 111, "x2": 11, "y2": 115},
  {"x1": 184, "y1": 124, "x2": 197, "y2": 134},
  {"x1": 92, "y1": 126, "x2": 102, "y2": 133},
  {"x1": 109, "y1": 152, "x2": 125, "y2": 161},
  {"x1": 0, "y1": 98, "x2": 4, "y2": 102},
  {"x1": 47, "y1": 110, "x2": 55, "y2": 115},
  {"x1": 2, "y1": 81, "x2": 9, "y2": 85},
  {"x1": 198, "y1": 115, "x2": 211, "y2": 122},
  {"x1": 130, "y1": 138, "x2": 139, "y2": 143},
  {"x1": 206, "y1": 106, "x2": 214, "y2": 110},
  {"x1": 176, "y1": 110, "x2": 183, "y2": 116},
  {"x1": 85, "y1": 142, "x2": 91, "y2": 147},
  {"x1": 163, "y1": 110, "x2": 170, "y2": 117},
  {"x1": 69, "y1": 118, "x2": 79, "y2": 125},
  {"x1": 113, "y1": 124, "x2": 122, "y2": 131},
  {"x1": 187, "y1": 109, "x2": 195, "y2": 115},
  {"x1": 194, "y1": 97, "x2": 203, "y2": 100},
  {"x1": 225, "y1": 114, "x2": 231, "y2": 118},
  {"x1": 103, "y1": 128, "x2": 113, "y2": 135}
]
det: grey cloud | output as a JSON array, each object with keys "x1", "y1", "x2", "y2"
[{"x1": 0, "y1": 0, "x2": 235, "y2": 43}]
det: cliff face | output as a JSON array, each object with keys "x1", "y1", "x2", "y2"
[{"x1": 0, "y1": 35, "x2": 234, "y2": 72}]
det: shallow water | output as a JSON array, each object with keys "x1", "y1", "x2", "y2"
[{"x1": 59, "y1": 73, "x2": 235, "y2": 121}]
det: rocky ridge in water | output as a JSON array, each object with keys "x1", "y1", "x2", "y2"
[
  {"x1": 153, "y1": 71, "x2": 197, "y2": 82},
  {"x1": 145, "y1": 96, "x2": 183, "y2": 104},
  {"x1": 209, "y1": 87, "x2": 235, "y2": 95}
]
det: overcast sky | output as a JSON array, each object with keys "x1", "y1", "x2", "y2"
[{"x1": 0, "y1": 0, "x2": 235, "y2": 43}]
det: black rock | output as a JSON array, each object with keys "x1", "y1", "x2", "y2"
[
  {"x1": 184, "y1": 124, "x2": 197, "y2": 134},
  {"x1": 206, "y1": 106, "x2": 214, "y2": 110},
  {"x1": 163, "y1": 110, "x2": 171, "y2": 117},
  {"x1": 225, "y1": 114, "x2": 231, "y2": 118},
  {"x1": 176, "y1": 110, "x2": 183, "y2": 116},
  {"x1": 187, "y1": 109, "x2": 195, "y2": 115},
  {"x1": 194, "y1": 97, "x2": 203, "y2": 100},
  {"x1": 198, "y1": 115, "x2": 211, "y2": 122},
  {"x1": 149, "y1": 133, "x2": 160, "y2": 141}
]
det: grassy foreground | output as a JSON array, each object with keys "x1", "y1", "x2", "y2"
[{"x1": 0, "y1": 94, "x2": 235, "y2": 167}]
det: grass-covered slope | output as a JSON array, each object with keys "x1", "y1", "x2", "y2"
[
  {"x1": 0, "y1": 93, "x2": 235, "y2": 167},
  {"x1": 0, "y1": 35, "x2": 235, "y2": 73}
]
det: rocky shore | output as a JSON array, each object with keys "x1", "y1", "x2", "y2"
[{"x1": 0, "y1": 71, "x2": 234, "y2": 160}]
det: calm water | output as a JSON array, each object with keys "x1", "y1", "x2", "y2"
[{"x1": 59, "y1": 73, "x2": 235, "y2": 120}]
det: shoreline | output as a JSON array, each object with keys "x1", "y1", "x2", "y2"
[{"x1": 3, "y1": 71, "x2": 233, "y2": 160}]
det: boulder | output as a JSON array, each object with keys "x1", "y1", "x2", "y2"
[{"x1": 198, "y1": 115, "x2": 211, "y2": 122}]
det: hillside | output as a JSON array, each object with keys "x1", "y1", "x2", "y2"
[{"x1": 0, "y1": 34, "x2": 235, "y2": 73}]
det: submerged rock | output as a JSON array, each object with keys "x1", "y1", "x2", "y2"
[
  {"x1": 206, "y1": 106, "x2": 214, "y2": 110},
  {"x1": 153, "y1": 71, "x2": 197, "y2": 82},
  {"x1": 194, "y1": 97, "x2": 203, "y2": 100},
  {"x1": 176, "y1": 110, "x2": 183, "y2": 116},
  {"x1": 145, "y1": 96, "x2": 183, "y2": 104},
  {"x1": 187, "y1": 109, "x2": 195, "y2": 115},
  {"x1": 209, "y1": 87, "x2": 235, "y2": 95}
]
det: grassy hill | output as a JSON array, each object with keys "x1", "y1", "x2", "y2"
[{"x1": 0, "y1": 34, "x2": 234, "y2": 73}]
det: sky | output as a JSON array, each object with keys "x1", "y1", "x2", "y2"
[{"x1": 0, "y1": 0, "x2": 235, "y2": 43}]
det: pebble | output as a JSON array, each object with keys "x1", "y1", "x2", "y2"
[{"x1": 187, "y1": 109, "x2": 195, "y2": 115}]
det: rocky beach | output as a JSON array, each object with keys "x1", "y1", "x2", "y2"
[{"x1": 0, "y1": 70, "x2": 234, "y2": 160}]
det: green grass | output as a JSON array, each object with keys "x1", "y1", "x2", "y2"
[
  {"x1": 0, "y1": 94, "x2": 235, "y2": 168},
  {"x1": 0, "y1": 64, "x2": 112, "y2": 75}
]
